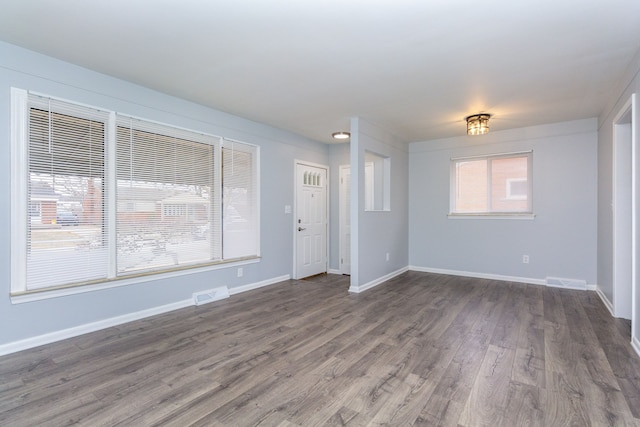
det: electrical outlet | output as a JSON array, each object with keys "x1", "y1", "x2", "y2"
[
  {"x1": 522, "y1": 255, "x2": 529, "y2": 264},
  {"x1": 237, "y1": 267, "x2": 243, "y2": 277}
]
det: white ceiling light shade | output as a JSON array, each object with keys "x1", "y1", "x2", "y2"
[
  {"x1": 466, "y1": 114, "x2": 491, "y2": 135},
  {"x1": 332, "y1": 131, "x2": 351, "y2": 140}
]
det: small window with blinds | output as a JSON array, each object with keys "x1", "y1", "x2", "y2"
[
  {"x1": 449, "y1": 151, "x2": 533, "y2": 216},
  {"x1": 222, "y1": 140, "x2": 259, "y2": 259},
  {"x1": 11, "y1": 89, "x2": 260, "y2": 295}
]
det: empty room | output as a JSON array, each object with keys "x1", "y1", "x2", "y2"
[{"x1": 1, "y1": 1, "x2": 640, "y2": 425}]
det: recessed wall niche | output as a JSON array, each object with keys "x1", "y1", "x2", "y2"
[{"x1": 364, "y1": 150, "x2": 390, "y2": 211}]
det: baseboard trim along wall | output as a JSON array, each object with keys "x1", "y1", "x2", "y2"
[
  {"x1": 633, "y1": 336, "x2": 640, "y2": 359},
  {"x1": 0, "y1": 274, "x2": 291, "y2": 357},
  {"x1": 228, "y1": 275, "x2": 290, "y2": 295},
  {"x1": 409, "y1": 266, "x2": 598, "y2": 292},
  {"x1": 0, "y1": 299, "x2": 192, "y2": 357},
  {"x1": 595, "y1": 286, "x2": 615, "y2": 317},
  {"x1": 348, "y1": 267, "x2": 409, "y2": 293},
  {"x1": 409, "y1": 266, "x2": 546, "y2": 286},
  {"x1": 348, "y1": 266, "x2": 596, "y2": 294}
]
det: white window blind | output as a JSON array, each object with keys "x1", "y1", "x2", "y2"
[
  {"x1": 12, "y1": 89, "x2": 260, "y2": 294},
  {"x1": 222, "y1": 140, "x2": 259, "y2": 259},
  {"x1": 115, "y1": 116, "x2": 221, "y2": 275},
  {"x1": 26, "y1": 95, "x2": 110, "y2": 290},
  {"x1": 450, "y1": 151, "x2": 532, "y2": 215}
]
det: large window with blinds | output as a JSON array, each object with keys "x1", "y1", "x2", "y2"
[
  {"x1": 10, "y1": 89, "x2": 260, "y2": 294},
  {"x1": 115, "y1": 116, "x2": 222, "y2": 275}
]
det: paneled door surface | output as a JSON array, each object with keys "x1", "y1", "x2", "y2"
[{"x1": 295, "y1": 163, "x2": 327, "y2": 279}]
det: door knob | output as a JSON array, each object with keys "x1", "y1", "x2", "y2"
[{"x1": 298, "y1": 227, "x2": 306, "y2": 231}]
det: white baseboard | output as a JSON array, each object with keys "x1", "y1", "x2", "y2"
[
  {"x1": 348, "y1": 266, "x2": 409, "y2": 293},
  {"x1": 228, "y1": 274, "x2": 290, "y2": 295},
  {"x1": 595, "y1": 285, "x2": 615, "y2": 317},
  {"x1": 0, "y1": 299, "x2": 192, "y2": 357},
  {"x1": 408, "y1": 266, "x2": 601, "y2": 292},
  {"x1": 0, "y1": 274, "x2": 291, "y2": 357},
  {"x1": 632, "y1": 336, "x2": 640, "y2": 359},
  {"x1": 328, "y1": 268, "x2": 342, "y2": 275},
  {"x1": 409, "y1": 266, "x2": 546, "y2": 286}
]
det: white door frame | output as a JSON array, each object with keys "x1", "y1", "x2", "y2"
[
  {"x1": 613, "y1": 94, "x2": 635, "y2": 322},
  {"x1": 339, "y1": 164, "x2": 350, "y2": 275},
  {"x1": 293, "y1": 159, "x2": 329, "y2": 280}
]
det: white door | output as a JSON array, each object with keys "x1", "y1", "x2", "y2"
[
  {"x1": 339, "y1": 165, "x2": 351, "y2": 275},
  {"x1": 295, "y1": 162, "x2": 328, "y2": 279}
]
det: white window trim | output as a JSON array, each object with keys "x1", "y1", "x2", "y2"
[
  {"x1": 10, "y1": 88, "x2": 29, "y2": 294},
  {"x1": 107, "y1": 111, "x2": 117, "y2": 279},
  {"x1": 10, "y1": 88, "x2": 261, "y2": 298},
  {"x1": 449, "y1": 150, "x2": 533, "y2": 218},
  {"x1": 10, "y1": 257, "x2": 260, "y2": 304},
  {"x1": 447, "y1": 213, "x2": 536, "y2": 220}
]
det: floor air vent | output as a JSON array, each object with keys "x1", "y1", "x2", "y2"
[
  {"x1": 545, "y1": 277, "x2": 587, "y2": 290},
  {"x1": 193, "y1": 286, "x2": 230, "y2": 306}
]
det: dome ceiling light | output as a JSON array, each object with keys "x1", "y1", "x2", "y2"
[{"x1": 332, "y1": 131, "x2": 350, "y2": 140}]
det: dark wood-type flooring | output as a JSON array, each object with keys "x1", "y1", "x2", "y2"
[{"x1": 2, "y1": 271, "x2": 640, "y2": 426}]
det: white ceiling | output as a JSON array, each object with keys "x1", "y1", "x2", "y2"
[{"x1": 1, "y1": 0, "x2": 639, "y2": 144}]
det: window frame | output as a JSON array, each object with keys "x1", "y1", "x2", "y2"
[
  {"x1": 10, "y1": 88, "x2": 261, "y2": 299},
  {"x1": 364, "y1": 150, "x2": 391, "y2": 212},
  {"x1": 448, "y1": 150, "x2": 534, "y2": 219}
]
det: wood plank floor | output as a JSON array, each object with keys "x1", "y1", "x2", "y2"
[{"x1": 1, "y1": 271, "x2": 640, "y2": 426}]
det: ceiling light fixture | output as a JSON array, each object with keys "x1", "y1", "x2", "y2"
[
  {"x1": 466, "y1": 114, "x2": 491, "y2": 135},
  {"x1": 332, "y1": 131, "x2": 351, "y2": 140}
]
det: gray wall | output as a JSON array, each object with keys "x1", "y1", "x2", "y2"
[
  {"x1": 597, "y1": 47, "x2": 640, "y2": 336},
  {"x1": 0, "y1": 42, "x2": 329, "y2": 346},
  {"x1": 350, "y1": 118, "x2": 409, "y2": 287},
  {"x1": 409, "y1": 119, "x2": 598, "y2": 285}
]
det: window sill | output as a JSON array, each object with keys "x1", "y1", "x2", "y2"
[
  {"x1": 10, "y1": 257, "x2": 260, "y2": 304},
  {"x1": 447, "y1": 213, "x2": 536, "y2": 220}
]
